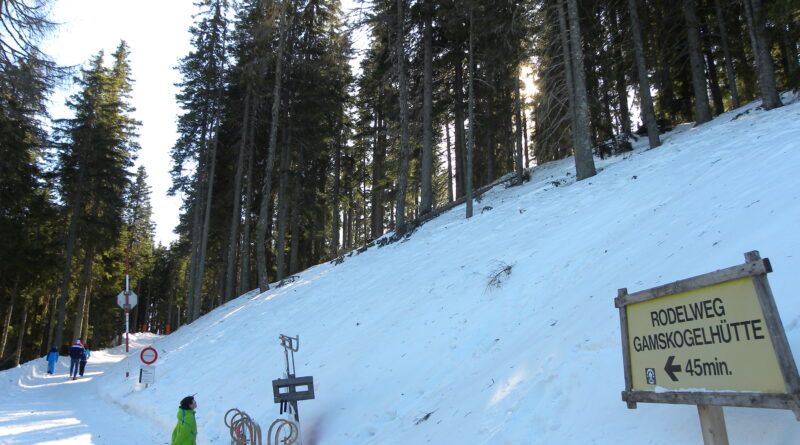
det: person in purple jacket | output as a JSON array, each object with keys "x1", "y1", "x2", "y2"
[
  {"x1": 68, "y1": 339, "x2": 84, "y2": 380},
  {"x1": 45, "y1": 346, "x2": 59, "y2": 374}
]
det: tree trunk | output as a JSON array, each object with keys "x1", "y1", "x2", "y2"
[
  {"x1": 361, "y1": 172, "x2": 368, "y2": 243},
  {"x1": 186, "y1": 202, "x2": 201, "y2": 322},
  {"x1": 343, "y1": 198, "x2": 351, "y2": 249},
  {"x1": 522, "y1": 108, "x2": 530, "y2": 168},
  {"x1": 465, "y1": 6, "x2": 475, "y2": 219},
  {"x1": 193, "y1": 115, "x2": 220, "y2": 319},
  {"x1": 1, "y1": 275, "x2": 18, "y2": 357},
  {"x1": 557, "y1": 2, "x2": 578, "y2": 145},
  {"x1": 504, "y1": 99, "x2": 515, "y2": 174},
  {"x1": 276, "y1": 125, "x2": 291, "y2": 280},
  {"x1": 514, "y1": 71, "x2": 524, "y2": 184},
  {"x1": 330, "y1": 124, "x2": 341, "y2": 257},
  {"x1": 610, "y1": 6, "x2": 631, "y2": 136},
  {"x1": 714, "y1": 0, "x2": 741, "y2": 110},
  {"x1": 566, "y1": 0, "x2": 597, "y2": 179},
  {"x1": 81, "y1": 291, "x2": 91, "y2": 342},
  {"x1": 71, "y1": 243, "x2": 94, "y2": 341},
  {"x1": 742, "y1": 0, "x2": 782, "y2": 110},
  {"x1": 394, "y1": 0, "x2": 411, "y2": 236},
  {"x1": 601, "y1": 78, "x2": 615, "y2": 141},
  {"x1": 371, "y1": 109, "x2": 385, "y2": 238},
  {"x1": 289, "y1": 153, "x2": 302, "y2": 275},
  {"x1": 453, "y1": 57, "x2": 466, "y2": 199},
  {"x1": 185, "y1": 117, "x2": 210, "y2": 322},
  {"x1": 132, "y1": 281, "x2": 140, "y2": 331},
  {"x1": 239, "y1": 112, "x2": 256, "y2": 295},
  {"x1": 166, "y1": 286, "x2": 174, "y2": 333},
  {"x1": 704, "y1": 44, "x2": 725, "y2": 115},
  {"x1": 36, "y1": 294, "x2": 49, "y2": 356},
  {"x1": 779, "y1": 19, "x2": 798, "y2": 77},
  {"x1": 256, "y1": 0, "x2": 292, "y2": 292},
  {"x1": 486, "y1": 127, "x2": 494, "y2": 184},
  {"x1": 56, "y1": 166, "x2": 85, "y2": 348},
  {"x1": 778, "y1": 24, "x2": 798, "y2": 78},
  {"x1": 627, "y1": 0, "x2": 661, "y2": 148},
  {"x1": 224, "y1": 88, "x2": 252, "y2": 302},
  {"x1": 656, "y1": 44, "x2": 677, "y2": 118},
  {"x1": 683, "y1": 0, "x2": 713, "y2": 124},
  {"x1": 46, "y1": 291, "x2": 57, "y2": 350},
  {"x1": 445, "y1": 122, "x2": 453, "y2": 202},
  {"x1": 13, "y1": 299, "x2": 29, "y2": 367},
  {"x1": 420, "y1": 0, "x2": 434, "y2": 215}
]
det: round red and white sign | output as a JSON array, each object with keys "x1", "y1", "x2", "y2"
[{"x1": 140, "y1": 347, "x2": 158, "y2": 365}]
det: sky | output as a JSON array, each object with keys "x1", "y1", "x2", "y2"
[
  {"x1": 2, "y1": 92, "x2": 800, "y2": 444},
  {"x1": 43, "y1": 0, "x2": 198, "y2": 246}
]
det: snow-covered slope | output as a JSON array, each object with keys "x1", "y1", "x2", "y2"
[{"x1": 3, "y1": 94, "x2": 800, "y2": 444}]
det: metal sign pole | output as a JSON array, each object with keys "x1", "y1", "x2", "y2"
[
  {"x1": 273, "y1": 335, "x2": 313, "y2": 423},
  {"x1": 116, "y1": 285, "x2": 137, "y2": 380},
  {"x1": 124, "y1": 245, "x2": 130, "y2": 377},
  {"x1": 125, "y1": 253, "x2": 130, "y2": 354}
]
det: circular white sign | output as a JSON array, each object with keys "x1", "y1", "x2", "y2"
[{"x1": 140, "y1": 347, "x2": 158, "y2": 365}]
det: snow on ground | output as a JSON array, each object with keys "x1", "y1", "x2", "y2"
[
  {"x1": 2, "y1": 93, "x2": 800, "y2": 444},
  {"x1": 0, "y1": 335, "x2": 163, "y2": 444}
]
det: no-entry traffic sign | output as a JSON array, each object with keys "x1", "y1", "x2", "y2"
[{"x1": 140, "y1": 347, "x2": 158, "y2": 365}]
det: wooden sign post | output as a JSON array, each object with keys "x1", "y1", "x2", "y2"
[{"x1": 616, "y1": 251, "x2": 800, "y2": 445}]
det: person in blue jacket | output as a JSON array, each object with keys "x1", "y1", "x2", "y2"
[
  {"x1": 46, "y1": 346, "x2": 59, "y2": 374},
  {"x1": 68, "y1": 339, "x2": 84, "y2": 380},
  {"x1": 79, "y1": 345, "x2": 90, "y2": 376}
]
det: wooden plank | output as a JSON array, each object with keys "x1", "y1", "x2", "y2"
[
  {"x1": 697, "y1": 405, "x2": 729, "y2": 445},
  {"x1": 744, "y1": 251, "x2": 800, "y2": 420},
  {"x1": 617, "y1": 288, "x2": 636, "y2": 409},
  {"x1": 623, "y1": 390, "x2": 798, "y2": 410},
  {"x1": 616, "y1": 259, "x2": 770, "y2": 308}
]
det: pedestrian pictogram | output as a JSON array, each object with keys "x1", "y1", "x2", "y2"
[{"x1": 646, "y1": 368, "x2": 656, "y2": 385}]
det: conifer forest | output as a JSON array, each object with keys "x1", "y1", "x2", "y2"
[{"x1": 1, "y1": 0, "x2": 798, "y2": 369}]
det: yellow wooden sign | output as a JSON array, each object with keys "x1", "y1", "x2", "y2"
[
  {"x1": 616, "y1": 252, "x2": 800, "y2": 416},
  {"x1": 627, "y1": 277, "x2": 785, "y2": 392}
]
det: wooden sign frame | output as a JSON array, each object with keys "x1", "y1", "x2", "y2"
[
  {"x1": 272, "y1": 376, "x2": 315, "y2": 403},
  {"x1": 616, "y1": 251, "x2": 800, "y2": 419}
]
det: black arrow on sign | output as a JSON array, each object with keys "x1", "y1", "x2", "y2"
[{"x1": 664, "y1": 355, "x2": 681, "y2": 382}]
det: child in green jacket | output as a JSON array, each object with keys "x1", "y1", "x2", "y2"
[{"x1": 171, "y1": 396, "x2": 198, "y2": 445}]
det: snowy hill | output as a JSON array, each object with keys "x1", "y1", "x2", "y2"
[{"x1": 3, "y1": 94, "x2": 800, "y2": 444}]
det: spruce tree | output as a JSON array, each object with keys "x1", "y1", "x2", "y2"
[
  {"x1": 54, "y1": 42, "x2": 140, "y2": 347},
  {"x1": 172, "y1": 0, "x2": 229, "y2": 319}
]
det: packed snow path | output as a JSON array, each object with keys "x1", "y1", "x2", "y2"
[{"x1": 0, "y1": 336, "x2": 165, "y2": 444}]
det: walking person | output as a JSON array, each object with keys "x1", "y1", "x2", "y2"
[
  {"x1": 45, "y1": 345, "x2": 59, "y2": 375},
  {"x1": 79, "y1": 345, "x2": 90, "y2": 377},
  {"x1": 68, "y1": 339, "x2": 84, "y2": 380},
  {"x1": 171, "y1": 395, "x2": 198, "y2": 445}
]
